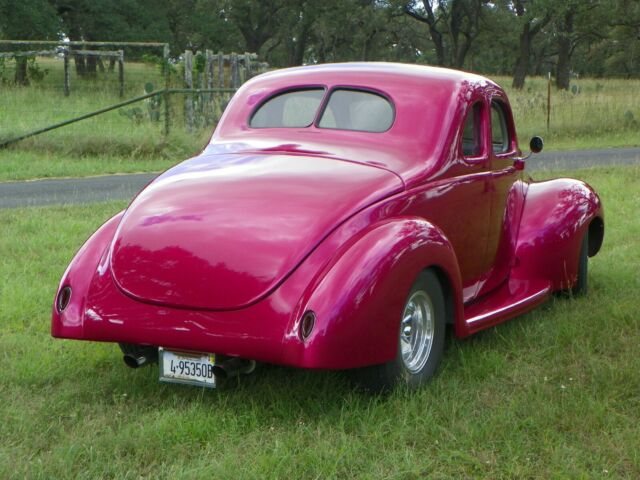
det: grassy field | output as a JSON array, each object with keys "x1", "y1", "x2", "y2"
[
  {"x1": 0, "y1": 57, "x2": 221, "y2": 181},
  {"x1": 0, "y1": 56, "x2": 639, "y2": 181},
  {"x1": 0, "y1": 135, "x2": 202, "y2": 182},
  {"x1": 0, "y1": 165, "x2": 638, "y2": 478}
]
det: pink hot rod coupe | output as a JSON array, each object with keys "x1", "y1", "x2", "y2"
[{"x1": 52, "y1": 63, "x2": 604, "y2": 391}]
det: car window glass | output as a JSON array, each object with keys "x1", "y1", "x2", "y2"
[
  {"x1": 318, "y1": 89, "x2": 393, "y2": 132},
  {"x1": 462, "y1": 103, "x2": 482, "y2": 157},
  {"x1": 250, "y1": 89, "x2": 325, "y2": 128},
  {"x1": 491, "y1": 101, "x2": 510, "y2": 153}
]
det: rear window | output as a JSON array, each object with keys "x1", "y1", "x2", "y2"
[
  {"x1": 250, "y1": 88, "x2": 325, "y2": 128},
  {"x1": 319, "y1": 89, "x2": 394, "y2": 132},
  {"x1": 249, "y1": 87, "x2": 394, "y2": 132}
]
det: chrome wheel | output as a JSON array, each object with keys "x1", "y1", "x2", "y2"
[
  {"x1": 400, "y1": 290, "x2": 434, "y2": 373},
  {"x1": 350, "y1": 270, "x2": 445, "y2": 392}
]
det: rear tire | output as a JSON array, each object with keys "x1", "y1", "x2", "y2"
[
  {"x1": 571, "y1": 231, "x2": 589, "y2": 296},
  {"x1": 351, "y1": 270, "x2": 446, "y2": 393}
]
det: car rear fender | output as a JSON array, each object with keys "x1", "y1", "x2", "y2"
[
  {"x1": 52, "y1": 211, "x2": 125, "y2": 339},
  {"x1": 513, "y1": 178, "x2": 604, "y2": 290},
  {"x1": 295, "y1": 217, "x2": 463, "y2": 369}
]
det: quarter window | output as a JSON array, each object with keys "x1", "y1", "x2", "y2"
[
  {"x1": 491, "y1": 101, "x2": 511, "y2": 153},
  {"x1": 461, "y1": 103, "x2": 483, "y2": 157},
  {"x1": 250, "y1": 88, "x2": 325, "y2": 128}
]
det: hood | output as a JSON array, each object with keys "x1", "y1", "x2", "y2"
[{"x1": 110, "y1": 152, "x2": 403, "y2": 310}]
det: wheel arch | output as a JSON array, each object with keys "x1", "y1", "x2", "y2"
[
  {"x1": 514, "y1": 178, "x2": 604, "y2": 291},
  {"x1": 294, "y1": 216, "x2": 463, "y2": 369},
  {"x1": 427, "y1": 265, "x2": 456, "y2": 327}
]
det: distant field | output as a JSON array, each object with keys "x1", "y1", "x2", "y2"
[
  {"x1": 0, "y1": 57, "x2": 639, "y2": 181},
  {"x1": 0, "y1": 166, "x2": 638, "y2": 478},
  {"x1": 496, "y1": 75, "x2": 640, "y2": 151}
]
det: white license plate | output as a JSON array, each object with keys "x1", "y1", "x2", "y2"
[{"x1": 159, "y1": 348, "x2": 216, "y2": 388}]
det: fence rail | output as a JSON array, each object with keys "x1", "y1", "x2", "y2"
[
  {"x1": 0, "y1": 88, "x2": 240, "y2": 148},
  {"x1": 0, "y1": 40, "x2": 168, "y2": 48},
  {"x1": 0, "y1": 41, "x2": 268, "y2": 150},
  {"x1": 1, "y1": 48, "x2": 125, "y2": 97}
]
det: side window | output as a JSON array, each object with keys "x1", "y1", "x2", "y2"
[
  {"x1": 491, "y1": 101, "x2": 511, "y2": 154},
  {"x1": 461, "y1": 102, "x2": 482, "y2": 157}
]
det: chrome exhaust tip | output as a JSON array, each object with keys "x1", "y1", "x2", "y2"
[
  {"x1": 123, "y1": 353, "x2": 151, "y2": 368},
  {"x1": 120, "y1": 344, "x2": 158, "y2": 369}
]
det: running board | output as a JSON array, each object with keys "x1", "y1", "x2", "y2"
[{"x1": 464, "y1": 279, "x2": 551, "y2": 335}]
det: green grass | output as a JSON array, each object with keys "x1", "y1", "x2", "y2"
[
  {"x1": 1, "y1": 166, "x2": 638, "y2": 478},
  {"x1": 0, "y1": 136, "x2": 201, "y2": 182}
]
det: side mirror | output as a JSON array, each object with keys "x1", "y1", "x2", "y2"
[
  {"x1": 530, "y1": 136, "x2": 544, "y2": 154},
  {"x1": 514, "y1": 136, "x2": 544, "y2": 170}
]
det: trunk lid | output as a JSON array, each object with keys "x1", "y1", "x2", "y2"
[{"x1": 110, "y1": 152, "x2": 403, "y2": 310}]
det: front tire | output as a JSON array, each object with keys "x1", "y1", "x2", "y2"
[{"x1": 352, "y1": 270, "x2": 446, "y2": 392}]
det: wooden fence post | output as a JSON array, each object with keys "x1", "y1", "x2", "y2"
[
  {"x1": 184, "y1": 50, "x2": 194, "y2": 132},
  {"x1": 162, "y1": 43, "x2": 170, "y2": 87},
  {"x1": 547, "y1": 71, "x2": 551, "y2": 133},
  {"x1": 231, "y1": 53, "x2": 239, "y2": 88},
  {"x1": 117, "y1": 50, "x2": 124, "y2": 98},
  {"x1": 205, "y1": 50, "x2": 214, "y2": 124},
  {"x1": 163, "y1": 44, "x2": 170, "y2": 137},
  {"x1": 244, "y1": 52, "x2": 252, "y2": 80},
  {"x1": 205, "y1": 50, "x2": 213, "y2": 89},
  {"x1": 63, "y1": 50, "x2": 70, "y2": 96},
  {"x1": 218, "y1": 51, "x2": 224, "y2": 88}
]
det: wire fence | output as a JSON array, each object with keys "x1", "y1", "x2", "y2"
[{"x1": 0, "y1": 41, "x2": 268, "y2": 155}]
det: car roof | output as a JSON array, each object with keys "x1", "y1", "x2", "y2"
[
  {"x1": 209, "y1": 62, "x2": 505, "y2": 185},
  {"x1": 256, "y1": 61, "x2": 491, "y2": 88}
]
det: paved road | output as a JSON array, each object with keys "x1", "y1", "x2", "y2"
[
  {"x1": 527, "y1": 146, "x2": 640, "y2": 170},
  {"x1": 1, "y1": 147, "x2": 639, "y2": 209},
  {"x1": 0, "y1": 173, "x2": 157, "y2": 209}
]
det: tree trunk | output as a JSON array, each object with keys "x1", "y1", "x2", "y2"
[
  {"x1": 533, "y1": 44, "x2": 548, "y2": 75},
  {"x1": 14, "y1": 58, "x2": 29, "y2": 86},
  {"x1": 512, "y1": 24, "x2": 532, "y2": 89},
  {"x1": 556, "y1": 39, "x2": 571, "y2": 89},
  {"x1": 74, "y1": 54, "x2": 86, "y2": 77},
  {"x1": 556, "y1": 8, "x2": 575, "y2": 90},
  {"x1": 404, "y1": 1, "x2": 447, "y2": 65},
  {"x1": 449, "y1": 0, "x2": 463, "y2": 66},
  {"x1": 361, "y1": 29, "x2": 380, "y2": 62},
  {"x1": 449, "y1": 0, "x2": 483, "y2": 68},
  {"x1": 290, "y1": 15, "x2": 311, "y2": 66},
  {"x1": 86, "y1": 55, "x2": 98, "y2": 77},
  {"x1": 430, "y1": 28, "x2": 446, "y2": 66},
  {"x1": 453, "y1": 36, "x2": 472, "y2": 68}
]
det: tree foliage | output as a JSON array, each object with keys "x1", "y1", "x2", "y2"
[
  {"x1": 0, "y1": 0, "x2": 639, "y2": 88},
  {"x1": 0, "y1": 0, "x2": 59, "y2": 84}
]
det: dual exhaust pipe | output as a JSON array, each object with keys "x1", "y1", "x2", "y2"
[
  {"x1": 123, "y1": 353, "x2": 155, "y2": 369},
  {"x1": 123, "y1": 351, "x2": 255, "y2": 380},
  {"x1": 212, "y1": 357, "x2": 256, "y2": 379}
]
